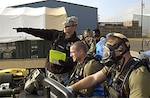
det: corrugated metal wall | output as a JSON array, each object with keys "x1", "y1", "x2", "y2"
[{"x1": 13, "y1": 0, "x2": 98, "y2": 35}]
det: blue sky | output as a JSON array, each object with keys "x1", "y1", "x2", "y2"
[
  {"x1": 59, "y1": 0, "x2": 150, "y2": 22},
  {"x1": 0, "y1": 0, "x2": 150, "y2": 22}
]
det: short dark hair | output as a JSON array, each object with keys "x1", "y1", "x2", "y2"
[
  {"x1": 93, "y1": 29, "x2": 100, "y2": 35},
  {"x1": 84, "y1": 28, "x2": 90, "y2": 32},
  {"x1": 72, "y1": 41, "x2": 87, "y2": 52}
]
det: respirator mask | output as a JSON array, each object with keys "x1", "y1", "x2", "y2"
[
  {"x1": 101, "y1": 40, "x2": 127, "y2": 67},
  {"x1": 100, "y1": 33, "x2": 130, "y2": 67}
]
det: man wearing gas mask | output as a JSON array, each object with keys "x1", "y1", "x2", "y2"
[{"x1": 67, "y1": 33, "x2": 150, "y2": 98}]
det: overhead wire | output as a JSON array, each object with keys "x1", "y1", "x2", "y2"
[
  {"x1": 107, "y1": 8, "x2": 141, "y2": 21},
  {"x1": 104, "y1": 0, "x2": 150, "y2": 22}
]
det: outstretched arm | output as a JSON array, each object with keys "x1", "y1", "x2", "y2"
[
  {"x1": 71, "y1": 70, "x2": 107, "y2": 91},
  {"x1": 13, "y1": 28, "x2": 60, "y2": 41}
]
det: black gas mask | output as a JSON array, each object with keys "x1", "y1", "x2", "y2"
[{"x1": 101, "y1": 40, "x2": 127, "y2": 67}]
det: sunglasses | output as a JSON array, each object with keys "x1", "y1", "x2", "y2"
[{"x1": 64, "y1": 26, "x2": 71, "y2": 28}]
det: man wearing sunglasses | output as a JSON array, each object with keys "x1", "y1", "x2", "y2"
[
  {"x1": 67, "y1": 33, "x2": 150, "y2": 98},
  {"x1": 14, "y1": 16, "x2": 80, "y2": 86}
]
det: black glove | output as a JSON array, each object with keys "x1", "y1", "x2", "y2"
[
  {"x1": 13, "y1": 28, "x2": 26, "y2": 32},
  {"x1": 59, "y1": 60, "x2": 65, "y2": 66},
  {"x1": 59, "y1": 57, "x2": 74, "y2": 66}
]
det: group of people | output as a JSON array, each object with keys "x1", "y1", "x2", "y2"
[
  {"x1": 79, "y1": 28, "x2": 101, "y2": 56},
  {"x1": 14, "y1": 16, "x2": 150, "y2": 98}
]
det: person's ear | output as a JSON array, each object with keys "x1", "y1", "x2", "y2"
[{"x1": 79, "y1": 49, "x2": 85, "y2": 55}]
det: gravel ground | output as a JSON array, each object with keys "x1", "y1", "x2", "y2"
[{"x1": 129, "y1": 38, "x2": 150, "y2": 52}]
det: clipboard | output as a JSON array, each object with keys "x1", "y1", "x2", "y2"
[{"x1": 49, "y1": 50, "x2": 66, "y2": 65}]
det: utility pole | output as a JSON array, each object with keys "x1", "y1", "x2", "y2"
[{"x1": 141, "y1": 0, "x2": 144, "y2": 36}]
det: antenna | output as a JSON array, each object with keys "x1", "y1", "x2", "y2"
[{"x1": 141, "y1": 0, "x2": 144, "y2": 37}]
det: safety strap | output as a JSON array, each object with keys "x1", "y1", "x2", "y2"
[
  {"x1": 106, "y1": 57, "x2": 142, "y2": 97},
  {"x1": 69, "y1": 56, "x2": 94, "y2": 84},
  {"x1": 52, "y1": 32, "x2": 63, "y2": 50}
]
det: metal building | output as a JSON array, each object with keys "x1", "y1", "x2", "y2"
[
  {"x1": 13, "y1": 0, "x2": 98, "y2": 35},
  {"x1": 0, "y1": 0, "x2": 98, "y2": 59}
]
